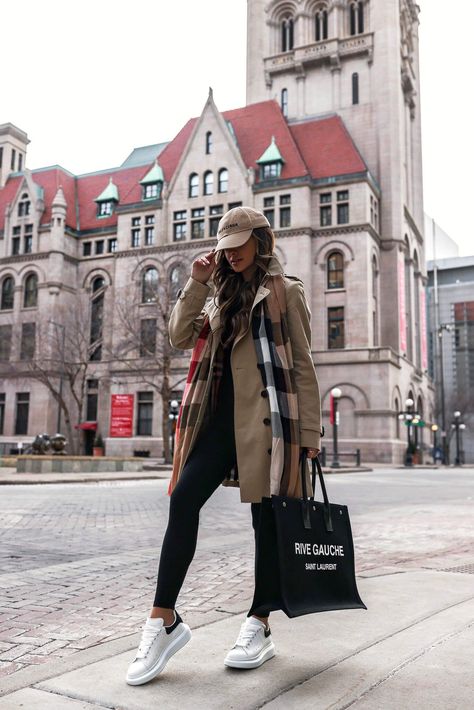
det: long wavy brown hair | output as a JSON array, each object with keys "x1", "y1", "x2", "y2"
[{"x1": 213, "y1": 226, "x2": 275, "y2": 348}]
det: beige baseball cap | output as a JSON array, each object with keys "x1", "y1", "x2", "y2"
[{"x1": 215, "y1": 206, "x2": 270, "y2": 251}]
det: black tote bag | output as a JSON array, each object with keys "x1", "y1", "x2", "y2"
[{"x1": 249, "y1": 450, "x2": 366, "y2": 618}]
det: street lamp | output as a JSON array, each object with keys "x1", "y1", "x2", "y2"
[
  {"x1": 48, "y1": 320, "x2": 66, "y2": 435},
  {"x1": 397, "y1": 397, "x2": 419, "y2": 467},
  {"x1": 330, "y1": 387, "x2": 342, "y2": 469},
  {"x1": 451, "y1": 411, "x2": 465, "y2": 466},
  {"x1": 437, "y1": 323, "x2": 453, "y2": 464},
  {"x1": 431, "y1": 424, "x2": 439, "y2": 465},
  {"x1": 168, "y1": 399, "x2": 180, "y2": 457}
]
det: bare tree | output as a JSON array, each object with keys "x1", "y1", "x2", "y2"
[
  {"x1": 109, "y1": 254, "x2": 192, "y2": 463},
  {"x1": 24, "y1": 295, "x2": 100, "y2": 454}
]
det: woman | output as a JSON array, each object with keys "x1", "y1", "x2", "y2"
[{"x1": 126, "y1": 206, "x2": 322, "y2": 686}]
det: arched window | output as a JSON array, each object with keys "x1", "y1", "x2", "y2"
[
  {"x1": 204, "y1": 171, "x2": 214, "y2": 196},
  {"x1": 205, "y1": 131, "x2": 212, "y2": 154},
  {"x1": 92, "y1": 277, "x2": 105, "y2": 292},
  {"x1": 350, "y1": 1, "x2": 364, "y2": 36},
  {"x1": 142, "y1": 267, "x2": 159, "y2": 304},
  {"x1": 315, "y1": 8, "x2": 328, "y2": 41},
  {"x1": 281, "y1": 88, "x2": 288, "y2": 118},
  {"x1": 89, "y1": 278, "x2": 105, "y2": 361},
  {"x1": 169, "y1": 264, "x2": 186, "y2": 300},
  {"x1": 23, "y1": 273, "x2": 38, "y2": 308},
  {"x1": 218, "y1": 168, "x2": 228, "y2": 193},
  {"x1": 327, "y1": 251, "x2": 344, "y2": 289},
  {"x1": 352, "y1": 72, "x2": 359, "y2": 104},
  {"x1": 18, "y1": 193, "x2": 30, "y2": 217},
  {"x1": 281, "y1": 17, "x2": 294, "y2": 52},
  {"x1": 189, "y1": 173, "x2": 199, "y2": 198},
  {"x1": 394, "y1": 397, "x2": 400, "y2": 438},
  {"x1": 1, "y1": 276, "x2": 14, "y2": 310}
]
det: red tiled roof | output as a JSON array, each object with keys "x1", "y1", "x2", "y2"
[
  {"x1": 0, "y1": 168, "x2": 76, "y2": 231},
  {"x1": 35, "y1": 168, "x2": 77, "y2": 227},
  {"x1": 76, "y1": 165, "x2": 147, "y2": 230},
  {"x1": 157, "y1": 119, "x2": 196, "y2": 183},
  {"x1": 0, "y1": 102, "x2": 368, "y2": 234},
  {"x1": 289, "y1": 114, "x2": 367, "y2": 179},
  {"x1": 222, "y1": 100, "x2": 309, "y2": 181}
]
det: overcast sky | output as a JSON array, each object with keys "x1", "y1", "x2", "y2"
[{"x1": 3, "y1": 1, "x2": 473, "y2": 256}]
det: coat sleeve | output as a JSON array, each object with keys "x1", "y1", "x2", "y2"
[
  {"x1": 285, "y1": 280, "x2": 323, "y2": 450},
  {"x1": 169, "y1": 277, "x2": 211, "y2": 349}
]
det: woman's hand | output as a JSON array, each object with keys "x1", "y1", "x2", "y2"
[
  {"x1": 191, "y1": 250, "x2": 216, "y2": 284},
  {"x1": 304, "y1": 448, "x2": 320, "y2": 459}
]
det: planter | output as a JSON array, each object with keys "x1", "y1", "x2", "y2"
[{"x1": 93, "y1": 447, "x2": 104, "y2": 457}]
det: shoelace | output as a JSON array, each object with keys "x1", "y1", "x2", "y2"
[
  {"x1": 235, "y1": 623, "x2": 261, "y2": 648},
  {"x1": 136, "y1": 623, "x2": 163, "y2": 659}
]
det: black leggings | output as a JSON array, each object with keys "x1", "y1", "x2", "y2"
[{"x1": 153, "y1": 355, "x2": 266, "y2": 614}]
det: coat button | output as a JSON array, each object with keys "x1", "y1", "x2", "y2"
[
  {"x1": 261, "y1": 390, "x2": 268, "y2": 398},
  {"x1": 267, "y1": 448, "x2": 272, "y2": 455},
  {"x1": 263, "y1": 417, "x2": 271, "y2": 426}
]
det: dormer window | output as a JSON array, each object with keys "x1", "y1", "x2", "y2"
[
  {"x1": 140, "y1": 161, "x2": 164, "y2": 201},
  {"x1": 18, "y1": 193, "x2": 30, "y2": 217},
  {"x1": 206, "y1": 131, "x2": 213, "y2": 154},
  {"x1": 98, "y1": 201, "x2": 113, "y2": 217},
  {"x1": 257, "y1": 136, "x2": 285, "y2": 181},
  {"x1": 94, "y1": 178, "x2": 119, "y2": 218}
]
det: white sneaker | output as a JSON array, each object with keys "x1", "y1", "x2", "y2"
[
  {"x1": 224, "y1": 616, "x2": 275, "y2": 669},
  {"x1": 126, "y1": 611, "x2": 191, "y2": 685}
]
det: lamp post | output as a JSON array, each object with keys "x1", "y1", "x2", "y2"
[
  {"x1": 168, "y1": 399, "x2": 180, "y2": 458},
  {"x1": 330, "y1": 387, "x2": 342, "y2": 468},
  {"x1": 48, "y1": 320, "x2": 66, "y2": 435},
  {"x1": 431, "y1": 423, "x2": 439, "y2": 465},
  {"x1": 397, "y1": 397, "x2": 418, "y2": 467},
  {"x1": 437, "y1": 323, "x2": 453, "y2": 464},
  {"x1": 451, "y1": 411, "x2": 466, "y2": 466}
]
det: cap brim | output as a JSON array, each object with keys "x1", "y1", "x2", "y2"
[{"x1": 215, "y1": 228, "x2": 253, "y2": 251}]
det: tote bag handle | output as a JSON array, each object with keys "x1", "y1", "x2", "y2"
[{"x1": 300, "y1": 449, "x2": 333, "y2": 533}]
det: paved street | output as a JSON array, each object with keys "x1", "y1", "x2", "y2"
[{"x1": 0, "y1": 467, "x2": 473, "y2": 682}]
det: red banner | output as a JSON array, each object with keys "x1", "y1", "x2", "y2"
[
  {"x1": 110, "y1": 394, "x2": 134, "y2": 437},
  {"x1": 420, "y1": 289, "x2": 428, "y2": 370},
  {"x1": 398, "y1": 250, "x2": 407, "y2": 354},
  {"x1": 329, "y1": 393, "x2": 334, "y2": 425}
]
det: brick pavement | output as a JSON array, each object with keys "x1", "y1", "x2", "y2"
[{"x1": 1, "y1": 471, "x2": 473, "y2": 679}]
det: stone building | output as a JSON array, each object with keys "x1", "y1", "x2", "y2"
[
  {"x1": 0, "y1": 0, "x2": 434, "y2": 461},
  {"x1": 426, "y1": 256, "x2": 474, "y2": 463}
]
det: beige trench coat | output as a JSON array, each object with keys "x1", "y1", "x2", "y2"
[{"x1": 169, "y1": 255, "x2": 322, "y2": 504}]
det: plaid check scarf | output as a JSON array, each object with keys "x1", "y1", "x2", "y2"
[{"x1": 168, "y1": 274, "x2": 301, "y2": 498}]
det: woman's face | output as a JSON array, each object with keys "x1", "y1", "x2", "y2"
[{"x1": 224, "y1": 236, "x2": 257, "y2": 279}]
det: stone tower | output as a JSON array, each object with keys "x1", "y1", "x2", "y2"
[
  {"x1": 0, "y1": 123, "x2": 29, "y2": 188},
  {"x1": 246, "y1": 0, "x2": 432, "y2": 456}
]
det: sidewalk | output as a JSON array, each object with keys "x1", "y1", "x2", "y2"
[
  {"x1": 0, "y1": 463, "x2": 372, "y2": 485},
  {"x1": 0, "y1": 567, "x2": 472, "y2": 708}
]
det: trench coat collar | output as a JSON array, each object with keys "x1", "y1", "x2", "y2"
[{"x1": 208, "y1": 254, "x2": 284, "y2": 333}]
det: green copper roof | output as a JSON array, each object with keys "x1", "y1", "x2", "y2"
[
  {"x1": 256, "y1": 136, "x2": 285, "y2": 164},
  {"x1": 95, "y1": 178, "x2": 119, "y2": 203},
  {"x1": 140, "y1": 161, "x2": 164, "y2": 185}
]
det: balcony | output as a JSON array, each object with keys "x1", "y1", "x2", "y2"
[{"x1": 264, "y1": 33, "x2": 374, "y2": 78}]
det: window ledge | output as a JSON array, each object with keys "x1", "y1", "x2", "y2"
[{"x1": 325, "y1": 288, "x2": 346, "y2": 294}]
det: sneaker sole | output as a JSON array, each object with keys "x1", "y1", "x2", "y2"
[
  {"x1": 224, "y1": 641, "x2": 275, "y2": 669},
  {"x1": 126, "y1": 624, "x2": 192, "y2": 685}
]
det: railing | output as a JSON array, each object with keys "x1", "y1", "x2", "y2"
[
  {"x1": 320, "y1": 447, "x2": 361, "y2": 467},
  {"x1": 264, "y1": 33, "x2": 373, "y2": 75}
]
